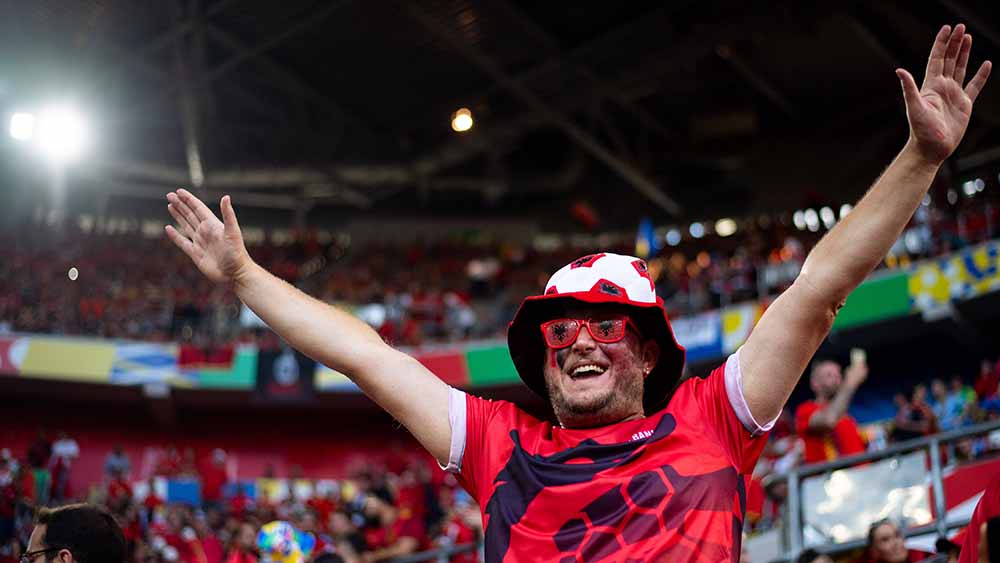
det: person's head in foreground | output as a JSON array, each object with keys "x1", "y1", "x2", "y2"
[
  {"x1": 867, "y1": 519, "x2": 909, "y2": 563},
  {"x1": 796, "y1": 548, "x2": 834, "y2": 563},
  {"x1": 507, "y1": 253, "x2": 685, "y2": 427},
  {"x1": 26, "y1": 504, "x2": 126, "y2": 563},
  {"x1": 809, "y1": 359, "x2": 843, "y2": 402}
]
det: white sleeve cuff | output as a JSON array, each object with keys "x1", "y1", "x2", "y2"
[
  {"x1": 438, "y1": 386, "x2": 467, "y2": 473},
  {"x1": 724, "y1": 347, "x2": 777, "y2": 437}
]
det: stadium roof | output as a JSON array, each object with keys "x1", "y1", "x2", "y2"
[{"x1": 2, "y1": 0, "x2": 998, "y2": 227}]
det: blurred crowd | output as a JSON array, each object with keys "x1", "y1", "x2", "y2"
[
  {"x1": 745, "y1": 354, "x2": 1000, "y2": 536},
  {"x1": 0, "y1": 439, "x2": 480, "y2": 563},
  {"x1": 1, "y1": 186, "x2": 996, "y2": 347}
]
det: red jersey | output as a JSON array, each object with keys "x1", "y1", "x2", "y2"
[
  {"x1": 958, "y1": 476, "x2": 1000, "y2": 563},
  {"x1": 453, "y1": 354, "x2": 770, "y2": 562},
  {"x1": 795, "y1": 400, "x2": 866, "y2": 464},
  {"x1": 200, "y1": 464, "x2": 227, "y2": 502}
]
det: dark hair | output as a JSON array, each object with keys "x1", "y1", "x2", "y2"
[
  {"x1": 866, "y1": 518, "x2": 895, "y2": 548},
  {"x1": 796, "y1": 548, "x2": 822, "y2": 563},
  {"x1": 36, "y1": 504, "x2": 126, "y2": 563}
]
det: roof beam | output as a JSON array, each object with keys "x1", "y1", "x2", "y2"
[
  {"x1": 492, "y1": 0, "x2": 682, "y2": 141},
  {"x1": 403, "y1": 5, "x2": 682, "y2": 216},
  {"x1": 716, "y1": 45, "x2": 798, "y2": 119}
]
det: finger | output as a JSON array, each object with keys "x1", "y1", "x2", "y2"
[
  {"x1": 942, "y1": 24, "x2": 965, "y2": 78},
  {"x1": 167, "y1": 204, "x2": 196, "y2": 237},
  {"x1": 220, "y1": 195, "x2": 241, "y2": 236},
  {"x1": 896, "y1": 68, "x2": 922, "y2": 110},
  {"x1": 926, "y1": 25, "x2": 952, "y2": 78},
  {"x1": 177, "y1": 188, "x2": 218, "y2": 223},
  {"x1": 954, "y1": 34, "x2": 972, "y2": 83},
  {"x1": 965, "y1": 60, "x2": 993, "y2": 102},
  {"x1": 167, "y1": 194, "x2": 202, "y2": 233},
  {"x1": 165, "y1": 225, "x2": 201, "y2": 262}
]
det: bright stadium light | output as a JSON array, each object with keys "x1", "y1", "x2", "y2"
[
  {"x1": 9, "y1": 112, "x2": 36, "y2": 140},
  {"x1": 819, "y1": 207, "x2": 836, "y2": 229},
  {"x1": 36, "y1": 106, "x2": 89, "y2": 162},
  {"x1": 963, "y1": 180, "x2": 977, "y2": 196},
  {"x1": 804, "y1": 209, "x2": 820, "y2": 232},
  {"x1": 714, "y1": 218, "x2": 737, "y2": 237},
  {"x1": 793, "y1": 210, "x2": 806, "y2": 231},
  {"x1": 689, "y1": 222, "x2": 705, "y2": 239},
  {"x1": 451, "y1": 108, "x2": 473, "y2": 132},
  {"x1": 665, "y1": 228, "x2": 682, "y2": 246},
  {"x1": 840, "y1": 203, "x2": 853, "y2": 218}
]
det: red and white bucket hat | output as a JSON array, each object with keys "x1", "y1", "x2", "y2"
[{"x1": 506, "y1": 252, "x2": 686, "y2": 411}]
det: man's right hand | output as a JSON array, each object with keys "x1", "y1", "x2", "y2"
[
  {"x1": 844, "y1": 361, "x2": 869, "y2": 389},
  {"x1": 165, "y1": 189, "x2": 253, "y2": 286}
]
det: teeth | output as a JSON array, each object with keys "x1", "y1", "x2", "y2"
[{"x1": 572, "y1": 364, "x2": 606, "y2": 376}]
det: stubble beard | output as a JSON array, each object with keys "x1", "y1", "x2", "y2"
[{"x1": 547, "y1": 364, "x2": 645, "y2": 428}]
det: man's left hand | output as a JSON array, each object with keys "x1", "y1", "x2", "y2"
[{"x1": 897, "y1": 24, "x2": 991, "y2": 165}]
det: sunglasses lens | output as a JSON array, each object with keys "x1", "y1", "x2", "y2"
[
  {"x1": 589, "y1": 318, "x2": 625, "y2": 342},
  {"x1": 544, "y1": 319, "x2": 579, "y2": 348}
]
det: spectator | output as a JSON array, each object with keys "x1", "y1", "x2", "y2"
[
  {"x1": 224, "y1": 523, "x2": 257, "y2": 563},
  {"x1": 951, "y1": 374, "x2": 977, "y2": 416},
  {"x1": 360, "y1": 495, "x2": 423, "y2": 562},
  {"x1": 864, "y1": 519, "x2": 931, "y2": 562},
  {"x1": 911, "y1": 384, "x2": 938, "y2": 435},
  {"x1": 0, "y1": 457, "x2": 14, "y2": 544},
  {"x1": 106, "y1": 468, "x2": 133, "y2": 512},
  {"x1": 26, "y1": 431, "x2": 51, "y2": 471},
  {"x1": 200, "y1": 450, "x2": 228, "y2": 512},
  {"x1": 931, "y1": 378, "x2": 967, "y2": 432},
  {"x1": 892, "y1": 393, "x2": 931, "y2": 442},
  {"x1": 795, "y1": 357, "x2": 868, "y2": 464},
  {"x1": 326, "y1": 511, "x2": 365, "y2": 563},
  {"x1": 797, "y1": 549, "x2": 834, "y2": 563},
  {"x1": 104, "y1": 446, "x2": 131, "y2": 480},
  {"x1": 25, "y1": 504, "x2": 126, "y2": 563},
  {"x1": 974, "y1": 359, "x2": 999, "y2": 401},
  {"x1": 50, "y1": 432, "x2": 80, "y2": 503}
]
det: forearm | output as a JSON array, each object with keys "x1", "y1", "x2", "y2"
[
  {"x1": 799, "y1": 142, "x2": 940, "y2": 305},
  {"x1": 821, "y1": 382, "x2": 860, "y2": 426},
  {"x1": 233, "y1": 261, "x2": 452, "y2": 462},
  {"x1": 234, "y1": 261, "x2": 386, "y2": 375}
]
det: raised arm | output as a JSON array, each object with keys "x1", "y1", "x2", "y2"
[
  {"x1": 740, "y1": 24, "x2": 992, "y2": 423},
  {"x1": 164, "y1": 190, "x2": 452, "y2": 464},
  {"x1": 807, "y1": 363, "x2": 866, "y2": 431}
]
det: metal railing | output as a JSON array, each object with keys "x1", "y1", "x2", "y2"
[
  {"x1": 389, "y1": 542, "x2": 479, "y2": 563},
  {"x1": 782, "y1": 419, "x2": 1000, "y2": 560}
]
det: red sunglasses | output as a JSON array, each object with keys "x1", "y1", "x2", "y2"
[{"x1": 540, "y1": 317, "x2": 641, "y2": 349}]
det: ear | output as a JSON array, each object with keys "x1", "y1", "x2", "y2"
[
  {"x1": 56, "y1": 549, "x2": 73, "y2": 563},
  {"x1": 641, "y1": 340, "x2": 660, "y2": 377}
]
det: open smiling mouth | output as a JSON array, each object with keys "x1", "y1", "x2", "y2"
[{"x1": 569, "y1": 364, "x2": 608, "y2": 380}]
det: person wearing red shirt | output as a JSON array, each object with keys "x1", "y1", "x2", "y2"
[
  {"x1": 224, "y1": 523, "x2": 258, "y2": 563},
  {"x1": 360, "y1": 496, "x2": 425, "y2": 562},
  {"x1": 228, "y1": 487, "x2": 251, "y2": 519},
  {"x1": 308, "y1": 491, "x2": 337, "y2": 533},
  {"x1": 796, "y1": 358, "x2": 868, "y2": 464},
  {"x1": 165, "y1": 32, "x2": 993, "y2": 561},
  {"x1": 200, "y1": 449, "x2": 228, "y2": 510},
  {"x1": 975, "y1": 359, "x2": 999, "y2": 401},
  {"x1": 106, "y1": 469, "x2": 133, "y2": 510},
  {"x1": 958, "y1": 476, "x2": 1000, "y2": 563}
]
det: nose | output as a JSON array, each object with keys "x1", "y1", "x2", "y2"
[{"x1": 571, "y1": 322, "x2": 597, "y2": 353}]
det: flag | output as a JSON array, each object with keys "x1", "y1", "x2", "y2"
[{"x1": 635, "y1": 217, "x2": 657, "y2": 259}]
